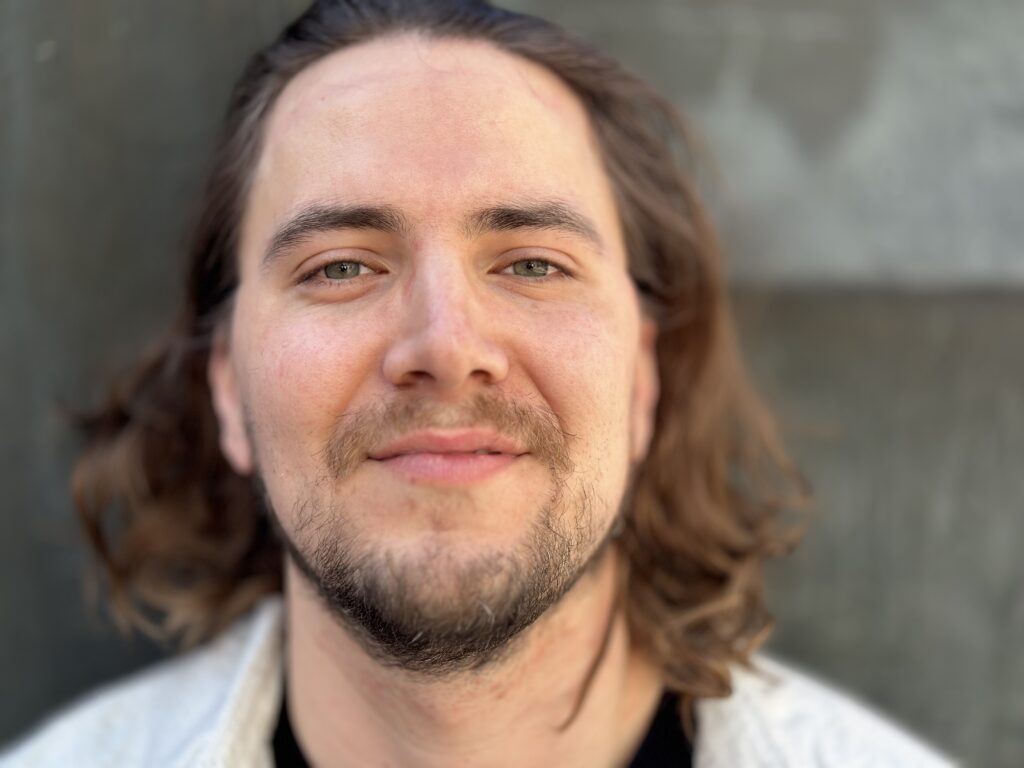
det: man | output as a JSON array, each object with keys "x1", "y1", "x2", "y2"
[{"x1": 2, "y1": 1, "x2": 954, "y2": 766}]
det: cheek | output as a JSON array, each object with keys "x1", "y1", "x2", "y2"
[
  {"x1": 237, "y1": 306, "x2": 378, "y2": 473},
  {"x1": 516, "y1": 297, "x2": 638, "y2": 463}
]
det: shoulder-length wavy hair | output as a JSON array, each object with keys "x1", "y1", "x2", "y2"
[{"x1": 73, "y1": 0, "x2": 808, "y2": 721}]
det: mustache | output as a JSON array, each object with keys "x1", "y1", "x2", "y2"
[{"x1": 320, "y1": 391, "x2": 576, "y2": 482}]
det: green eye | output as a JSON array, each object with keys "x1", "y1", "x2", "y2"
[
  {"x1": 323, "y1": 261, "x2": 363, "y2": 279},
  {"x1": 511, "y1": 259, "x2": 554, "y2": 278}
]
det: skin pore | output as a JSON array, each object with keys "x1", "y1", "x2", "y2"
[{"x1": 208, "y1": 33, "x2": 664, "y2": 767}]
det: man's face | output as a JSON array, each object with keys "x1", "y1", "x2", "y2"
[{"x1": 209, "y1": 35, "x2": 659, "y2": 670}]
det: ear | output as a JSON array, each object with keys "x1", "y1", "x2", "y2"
[
  {"x1": 630, "y1": 315, "x2": 660, "y2": 464},
  {"x1": 208, "y1": 326, "x2": 254, "y2": 475}
]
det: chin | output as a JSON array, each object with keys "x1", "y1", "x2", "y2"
[
  {"x1": 343, "y1": 482, "x2": 544, "y2": 540},
  {"x1": 269, "y1": 467, "x2": 605, "y2": 673}
]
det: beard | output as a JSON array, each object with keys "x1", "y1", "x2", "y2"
[{"x1": 250, "y1": 392, "x2": 622, "y2": 675}]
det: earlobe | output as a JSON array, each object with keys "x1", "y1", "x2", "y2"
[
  {"x1": 630, "y1": 316, "x2": 660, "y2": 463},
  {"x1": 207, "y1": 328, "x2": 254, "y2": 475}
]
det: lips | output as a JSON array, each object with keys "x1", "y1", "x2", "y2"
[
  {"x1": 366, "y1": 429, "x2": 528, "y2": 485},
  {"x1": 368, "y1": 429, "x2": 528, "y2": 461}
]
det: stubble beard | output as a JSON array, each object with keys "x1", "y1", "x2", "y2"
[{"x1": 250, "y1": 393, "x2": 619, "y2": 676}]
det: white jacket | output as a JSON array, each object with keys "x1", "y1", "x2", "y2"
[{"x1": 0, "y1": 597, "x2": 956, "y2": 767}]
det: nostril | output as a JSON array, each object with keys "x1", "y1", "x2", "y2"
[{"x1": 398, "y1": 370, "x2": 433, "y2": 386}]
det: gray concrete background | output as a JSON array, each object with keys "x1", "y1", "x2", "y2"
[
  {"x1": 2, "y1": 1, "x2": 1022, "y2": 766},
  {"x1": 513, "y1": 0, "x2": 1024, "y2": 287},
  {"x1": 738, "y1": 291, "x2": 1024, "y2": 767}
]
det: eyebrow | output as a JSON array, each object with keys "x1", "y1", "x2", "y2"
[
  {"x1": 462, "y1": 200, "x2": 605, "y2": 254},
  {"x1": 262, "y1": 198, "x2": 605, "y2": 270},
  {"x1": 263, "y1": 204, "x2": 411, "y2": 271}
]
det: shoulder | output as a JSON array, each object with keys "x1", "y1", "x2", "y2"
[
  {"x1": 694, "y1": 654, "x2": 959, "y2": 768},
  {"x1": 0, "y1": 598, "x2": 283, "y2": 768}
]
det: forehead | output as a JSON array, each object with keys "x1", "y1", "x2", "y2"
[{"x1": 244, "y1": 33, "x2": 622, "y2": 252}]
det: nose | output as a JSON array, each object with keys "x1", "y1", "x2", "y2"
[{"x1": 381, "y1": 256, "x2": 510, "y2": 394}]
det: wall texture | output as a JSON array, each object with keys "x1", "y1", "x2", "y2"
[
  {"x1": 2, "y1": 1, "x2": 1021, "y2": 766},
  {"x1": 737, "y1": 291, "x2": 1024, "y2": 767},
  {"x1": 508, "y1": 0, "x2": 1024, "y2": 287}
]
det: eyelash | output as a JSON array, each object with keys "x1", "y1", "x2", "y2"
[{"x1": 298, "y1": 257, "x2": 572, "y2": 287}]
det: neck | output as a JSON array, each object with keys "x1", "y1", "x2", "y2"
[{"x1": 283, "y1": 546, "x2": 664, "y2": 768}]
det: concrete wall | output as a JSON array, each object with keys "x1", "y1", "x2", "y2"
[
  {"x1": 3, "y1": 2, "x2": 1021, "y2": 765},
  {"x1": 737, "y1": 290, "x2": 1024, "y2": 766},
  {"x1": 508, "y1": 0, "x2": 1024, "y2": 287}
]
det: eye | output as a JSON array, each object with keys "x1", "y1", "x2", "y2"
[
  {"x1": 323, "y1": 261, "x2": 371, "y2": 280},
  {"x1": 297, "y1": 259, "x2": 378, "y2": 287},
  {"x1": 502, "y1": 258, "x2": 569, "y2": 280}
]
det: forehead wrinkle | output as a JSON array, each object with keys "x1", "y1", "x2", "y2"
[
  {"x1": 250, "y1": 34, "x2": 626, "y2": 267},
  {"x1": 272, "y1": 34, "x2": 588, "y2": 138}
]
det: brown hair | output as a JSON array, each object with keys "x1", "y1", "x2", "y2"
[{"x1": 73, "y1": 0, "x2": 808, "y2": 720}]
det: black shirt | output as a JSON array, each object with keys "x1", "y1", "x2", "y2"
[{"x1": 273, "y1": 686, "x2": 694, "y2": 767}]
